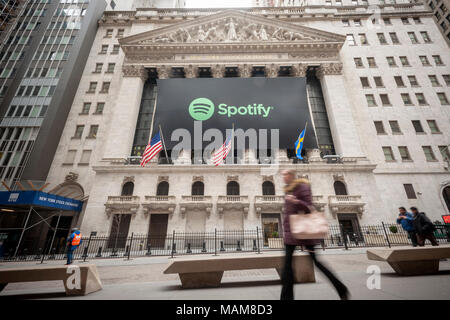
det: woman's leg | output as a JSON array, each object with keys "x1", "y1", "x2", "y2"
[
  {"x1": 305, "y1": 245, "x2": 349, "y2": 299},
  {"x1": 280, "y1": 244, "x2": 296, "y2": 300}
]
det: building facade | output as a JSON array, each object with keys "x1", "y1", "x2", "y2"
[
  {"x1": 44, "y1": 1, "x2": 450, "y2": 244},
  {"x1": 423, "y1": 0, "x2": 450, "y2": 45}
]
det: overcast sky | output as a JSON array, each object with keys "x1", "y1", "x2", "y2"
[{"x1": 186, "y1": 0, "x2": 253, "y2": 8}]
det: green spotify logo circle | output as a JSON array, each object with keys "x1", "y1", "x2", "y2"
[{"x1": 189, "y1": 98, "x2": 215, "y2": 121}]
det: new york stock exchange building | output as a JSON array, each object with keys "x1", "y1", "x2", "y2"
[{"x1": 45, "y1": 2, "x2": 450, "y2": 247}]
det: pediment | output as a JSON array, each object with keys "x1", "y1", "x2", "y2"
[{"x1": 120, "y1": 9, "x2": 345, "y2": 48}]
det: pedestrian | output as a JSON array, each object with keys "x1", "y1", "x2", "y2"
[
  {"x1": 410, "y1": 207, "x2": 439, "y2": 246},
  {"x1": 396, "y1": 207, "x2": 417, "y2": 247},
  {"x1": 280, "y1": 169, "x2": 350, "y2": 300},
  {"x1": 66, "y1": 228, "x2": 82, "y2": 265}
]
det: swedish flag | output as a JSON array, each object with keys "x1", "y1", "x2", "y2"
[{"x1": 295, "y1": 124, "x2": 307, "y2": 159}]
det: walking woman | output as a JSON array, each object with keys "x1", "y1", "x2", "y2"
[{"x1": 280, "y1": 169, "x2": 350, "y2": 300}]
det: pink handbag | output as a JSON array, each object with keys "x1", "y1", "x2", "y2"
[{"x1": 289, "y1": 206, "x2": 329, "y2": 239}]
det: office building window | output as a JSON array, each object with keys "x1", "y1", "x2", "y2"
[
  {"x1": 386, "y1": 56, "x2": 396, "y2": 67},
  {"x1": 443, "y1": 74, "x2": 450, "y2": 85},
  {"x1": 73, "y1": 125, "x2": 84, "y2": 139},
  {"x1": 64, "y1": 150, "x2": 77, "y2": 165},
  {"x1": 360, "y1": 77, "x2": 370, "y2": 88},
  {"x1": 374, "y1": 76, "x2": 384, "y2": 87},
  {"x1": 100, "y1": 82, "x2": 110, "y2": 93},
  {"x1": 415, "y1": 93, "x2": 427, "y2": 105},
  {"x1": 94, "y1": 63, "x2": 103, "y2": 73},
  {"x1": 428, "y1": 75, "x2": 440, "y2": 86},
  {"x1": 419, "y1": 55, "x2": 431, "y2": 66},
  {"x1": 439, "y1": 146, "x2": 450, "y2": 161},
  {"x1": 420, "y1": 31, "x2": 431, "y2": 43},
  {"x1": 382, "y1": 146, "x2": 395, "y2": 161},
  {"x1": 389, "y1": 120, "x2": 401, "y2": 134},
  {"x1": 100, "y1": 45, "x2": 108, "y2": 54},
  {"x1": 105, "y1": 29, "x2": 113, "y2": 38},
  {"x1": 380, "y1": 94, "x2": 391, "y2": 106},
  {"x1": 367, "y1": 57, "x2": 377, "y2": 67},
  {"x1": 389, "y1": 32, "x2": 400, "y2": 44},
  {"x1": 412, "y1": 120, "x2": 424, "y2": 133},
  {"x1": 366, "y1": 94, "x2": 377, "y2": 106},
  {"x1": 81, "y1": 103, "x2": 91, "y2": 115},
  {"x1": 87, "y1": 125, "x2": 99, "y2": 139},
  {"x1": 398, "y1": 147, "x2": 411, "y2": 161},
  {"x1": 354, "y1": 57, "x2": 363, "y2": 67},
  {"x1": 112, "y1": 45, "x2": 120, "y2": 54},
  {"x1": 87, "y1": 82, "x2": 97, "y2": 93},
  {"x1": 432, "y1": 55, "x2": 444, "y2": 65},
  {"x1": 404, "y1": 184, "x2": 416, "y2": 199},
  {"x1": 95, "y1": 103, "x2": 105, "y2": 114},
  {"x1": 377, "y1": 33, "x2": 387, "y2": 44},
  {"x1": 394, "y1": 76, "x2": 405, "y2": 87},
  {"x1": 400, "y1": 56, "x2": 410, "y2": 66},
  {"x1": 117, "y1": 29, "x2": 124, "y2": 38},
  {"x1": 437, "y1": 92, "x2": 449, "y2": 104},
  {"x1": 401, "y1": 93, "x2": 413, "y2": 105},
  {"x1": 422, "y1": 146, "x2": 437, "y2": 161},
  {"x1": 359, "y1": 33, "x2": 368, "y2": 45},
  {"x1": 374, "y1": 121, "x2": 386, "y2": 134},
  {"x1": 408, "y1": 75, "x2": 419, "y2": 86},
  {"x1": 401, "y1": 17, "x2": 410, "y2": 24},
  {"x1": 107, "y1": 63, "x2": 115, "y2": 73},
  {"x1": 427, "y1": 120, "x2": 441, "y2": 133}
]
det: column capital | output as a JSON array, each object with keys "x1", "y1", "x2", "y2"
[
  {"x1": 184, "y1": 65, "x2": 198, "y2": 78},
  {"x1": 211, "y1": 64, "x2": 225, "y2": 78},
  {"x1": 265, "y1": 64, "x2": 279, "y2": 78},
  {"x1": 238, "y1": 64, "x2": 252, "y2": 78},
  {"x1": 122, "y1": 65, "x2": 148, "y2": 81},
  {"x1": 292, "y1": 63, "x2": 308, "y2": 77},
  {"x1": 157, "y1": 66, "x2": 170, "y2": 79},
  {"x1": 316, "y1": 62, "x2": 343, "y2": 79}
]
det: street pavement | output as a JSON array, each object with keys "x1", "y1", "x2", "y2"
[{"x1": 0, "y1": 247, "x2": 449, "y2": 300}]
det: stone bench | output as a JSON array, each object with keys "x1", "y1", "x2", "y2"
[
  {"x1": 0, "y1": 264, "x2": 103, "y2": 296},
  {"x1": 367, "y1": 245, "x2": 450, "y2": 276},
  {"x1": 163, "y1": 252, "x2": 315, "y2": 288}
]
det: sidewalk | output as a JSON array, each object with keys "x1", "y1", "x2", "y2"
[{"x1": 1, "y1": 247, "x2": 449, "y2": 300}]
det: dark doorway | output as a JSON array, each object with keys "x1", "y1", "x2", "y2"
[
  {"x1": 443, "y1": 186, "x2": 450, "y2": 212},
  {"x1": 334, "y1": 181, "x2": 348, "y2": 195},
  {"x1": 261, "y1": 213, "x2": 281, "y2": 246},
  {"x1": 107, "y1": 214, "x2": 131, "y2": 249},
  {"x1": 148, "y1": 214, "x2": 168, "y2": 249},
  {"x1": 338, "y1": 213, "x2": 362, "y2": 242}
]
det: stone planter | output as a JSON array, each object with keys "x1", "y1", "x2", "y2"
[{"x1": 268, "y1": 238, "x2": 284, "y2": 249}]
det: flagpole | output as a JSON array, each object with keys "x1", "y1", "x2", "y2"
[
  {"x1": 231, "y1": 123, "x2": 235, "y2": 163},
  {"x1": 158, "y1": 124, "x2": 169, "y2": 161}
]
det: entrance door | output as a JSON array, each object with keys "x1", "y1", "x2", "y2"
[
  {"x1": 44, "y1": 216, "x2": 73, "y2": 254},
  {"x1": 107, "y1": 214, "x2": 131, "y2": 248},
  {"x1": 261, "y1": 214, "x2": 282, "y2": 246},
  {"x1": 337, "y1": 213, "x2": 362, "y2": 242},
  {"x1": 148, "y1": 214, "x2": 168, "y2": 248}
]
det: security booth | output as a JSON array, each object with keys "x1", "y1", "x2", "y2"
[{"x1": 0, "y1": 191, "x2": 83, "y2": 259}]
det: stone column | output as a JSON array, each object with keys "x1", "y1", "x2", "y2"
[
  {"x1": 316, "y1": 63, "x2": 364, "y2": 158},
  {"x1": 102, "y1": 65, "x2": 148, "y2": 160},
  {"x1": 265, "y1": 64, "x2": 279, "y2": 78},
  {"x1": 184, "y1": 65, "x2": 198, "y2": 78},
  {"x1": 238, "y1": 64, "x2": 252, "y2": 78},
  {"x1": 157, "y1": 66, "x2": 170, "y2": 79},
  {"x1": 292, "y1": 63, "x2": 308, "y2": 77},
  {"x1": 211, "y1": 64, "x2": 225, "y2": 78}
]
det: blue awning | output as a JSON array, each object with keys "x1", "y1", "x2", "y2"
[{"x1": 0, "y1": 191, "x2": 83, "y2": 212}]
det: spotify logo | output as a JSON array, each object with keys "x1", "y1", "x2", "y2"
[{"x1": 189, "y1": 98, "x2": 215, "y2": 121}]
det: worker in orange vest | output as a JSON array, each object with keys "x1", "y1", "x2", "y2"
[{"x1": 66, "y1": 228, "x2": 82, "y2": 265}]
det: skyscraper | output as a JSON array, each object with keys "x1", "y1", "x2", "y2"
[{"x1": 0, "y1": 0, "x2": 107, "y2": 189}]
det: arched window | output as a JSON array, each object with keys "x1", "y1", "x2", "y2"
[
  {"x1": 192, "y1": 181, "x2": 204, "y2": 196},
  {"x1": 334, "y1": 181, "x2": 347, "y2": 196},
  {"x1": 156, "y1": 181, "x2": 169, "y2": 196},
  {"x1": 227, "y1": 181, "x2": 240, "y2": 196},
  {"x1": 121, "y1": 182, "x2": 134, "y2": 196},
  {"x1": 262, "y1": 181, "x2": 275, "y2": 195}
]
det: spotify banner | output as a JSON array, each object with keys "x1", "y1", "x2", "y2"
[{"x1": 153, "y1": 77, "x2": 317, "y2": 149}]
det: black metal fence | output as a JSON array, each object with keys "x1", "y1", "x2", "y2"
[{"x1": 1, "y1": 223, "x2": 449, "y2": 262}]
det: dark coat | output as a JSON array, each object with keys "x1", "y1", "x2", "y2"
[
  {"x1": 282, "y1": 179, "x2": 319, "y2": 246},
  {"x1": 413, "y1": 212, "x2": 435, "y2": 235}
]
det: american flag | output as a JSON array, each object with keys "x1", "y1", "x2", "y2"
[
  {"x1": 140, "y1": 132, "x2": 163, "y2": 167},
  {"x1": 212, "y1": 135, "x2": 232, "y2": 166}
]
